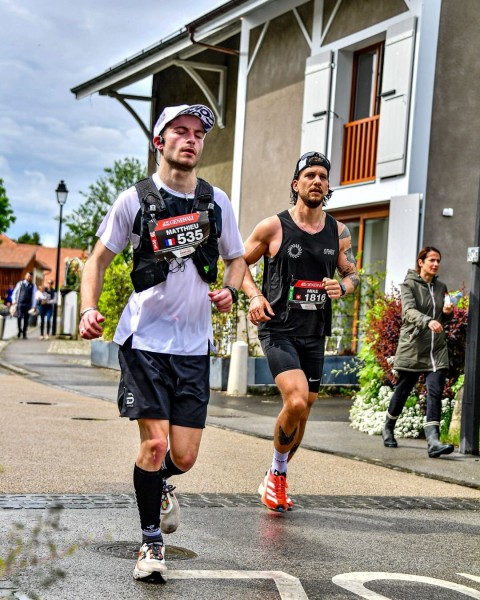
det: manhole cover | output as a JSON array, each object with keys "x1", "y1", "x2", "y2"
[
  {"x1": 85, "y1": 541, "x2": 197, "y2": 561},
  {"x1": 71, "y1": 417, "x2": 110, "y2": 421},
  {"x1": 20, "y1": 401, "x2": 56, "y2": 405}
]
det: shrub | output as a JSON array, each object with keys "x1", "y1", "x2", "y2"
[
  {"x1": 210, "y1": 260, "x2": 263, "y2": 357},
  {"x1": 97, "y1": 253, "x2": 133, "y2": 341}
]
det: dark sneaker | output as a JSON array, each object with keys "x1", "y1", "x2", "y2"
[
  {"x1": 133, "y1": 542, "x2": 167, "y2": 581},
  {"x1": 160, "y1": 480, "x2": 180, "y2": 534}
]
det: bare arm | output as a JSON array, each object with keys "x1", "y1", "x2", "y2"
[
  {"x1": 79, "y1": 240, "x2": 117, "y2": 339},
  {"x1": 242, "y1": 216, "x2": 280, "y2": 324},
  {"x1": 323, "y1": 222, "x2": 360, "y2": 299}
]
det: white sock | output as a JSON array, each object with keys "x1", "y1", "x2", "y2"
[{"x1": 271, "y1": 449, "x2": 289, "y2": 475}]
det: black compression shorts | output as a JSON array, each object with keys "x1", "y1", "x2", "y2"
[
  {"x1": 259, "y1": 333, "x2": 326, "y2": 393},
  {"x1": 117, "y1": 336, "x2": 210, "y2": 427}
]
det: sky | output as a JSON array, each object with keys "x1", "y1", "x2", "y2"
[{"x1": 0, "y1": 0, "x2": 227, "y2": 247}]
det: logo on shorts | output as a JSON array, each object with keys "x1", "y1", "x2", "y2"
[
  {"x1": 126, "y1": 392, "x2": 135, "y2": 406},
  {"x1": 287, "y1": 243, "x2": 302, "y2": 258}
]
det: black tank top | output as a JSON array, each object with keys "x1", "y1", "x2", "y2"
[{"x1": 258, "y1": 209, "x2": 339, "y2": 337}]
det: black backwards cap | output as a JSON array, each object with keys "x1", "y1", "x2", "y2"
[{"x1": 293, "y1": 151, "x2": 331, "y2": 180}]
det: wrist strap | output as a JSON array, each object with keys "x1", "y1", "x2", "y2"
[
  {"x1": 224, "y1": 286, "x2": 238, "y2": 304},
  {"x1": 80, "y1": 306, "x2": 98, "y2": 317},
  {"x1": 249, "y1": 294, "x2": 263, "y2": 303}
]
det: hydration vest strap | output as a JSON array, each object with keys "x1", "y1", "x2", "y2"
[{"x1": 135, "y1": 177, "x2": 167, "y2": 215}]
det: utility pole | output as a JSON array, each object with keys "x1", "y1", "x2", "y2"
[{"x1": 460, "y1": 180, "x2": 480, "y2": 455}]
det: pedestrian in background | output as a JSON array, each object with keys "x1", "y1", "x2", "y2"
[
  {"x1": 5, "y1": 283, "x2": 14, "y2": 308},
  {"x1": 12, "y1": 272, "x2": 37, "y2": 339},
  {"x1": 242, "y1": 151, "x2": 360, "y2": 513},
  {"x1": 382, "y1": 246, "x2": 454, "y2": 458},
  {"x1": 79, "y1": 104, "x2": 245, "y2": 582},
  {"x1": 37, "y1": 279, "x2": 56, "y2": 339}
]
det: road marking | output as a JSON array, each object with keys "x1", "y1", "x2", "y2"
[
  {"x1": 332, "y1": 572, "x2": 480, "y2": 599},
  {"x1": 168, "y1": 570, "x2": 309, "y2": 598},
  {"x1": 460, "y1": 574, "x2": 480, "y2": 584}
]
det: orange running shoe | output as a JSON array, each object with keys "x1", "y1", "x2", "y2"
[
  {"x1": 258, "y1": 469, "x2": 288, "y2": 512},
  {"x1": 258, "y1": 472, "x2": 294, "y2": 510}
]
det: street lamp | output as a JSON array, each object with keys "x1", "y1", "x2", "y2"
[{"x1": 52, "y1": 180, "x2": 68, "y2": 336}]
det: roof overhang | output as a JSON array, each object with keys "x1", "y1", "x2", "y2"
[{"x1": 71, "y1": 0, "x2": 268, "y2": 99}]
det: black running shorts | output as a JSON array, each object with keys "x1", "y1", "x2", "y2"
[
  {"x1": 117, "y1": 337, "x2": 210, "y2": 427},
  {"x1": 259, "y1": 333, "x2": 326, "y2": 393}
]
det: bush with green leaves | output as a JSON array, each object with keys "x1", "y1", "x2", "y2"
[
  {"x1": 97, "y1": 253, "x2": 133, "y2": 341},
  {"x1": 349, "y1": 288, "x2": 468, "y2": 438},
  {"x1": 65, "y1": 157, "x2": 146, "y2": 251},
  {"x1": 210, "y1": 260, "x2": 264, "y2": 357}
]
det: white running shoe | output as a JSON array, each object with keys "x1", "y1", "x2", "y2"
[
  {"x1": 160, "y1": 480, "x2": 180, "y2": 534},
  {"x1": 133, "y1": 542, "x2": 167, "y2": 581}
]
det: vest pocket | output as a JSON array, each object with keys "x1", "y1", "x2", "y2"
[{"x1": 130, "y1": 260, "x2": 168, "y2": 293}]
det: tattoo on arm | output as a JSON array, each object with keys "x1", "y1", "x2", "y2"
[
  {"x1": 339, "y1": 225, "x2": 351, "y2": 240},
  {"x1": 343, "y1": 247, "x2": 356, "y2": 265},
  {"x1": 349, "y1": 273, "x2": 360, "y2": 289},
  {"x1": 278, "y1": 425, "x2": 297, "y2": 447}
]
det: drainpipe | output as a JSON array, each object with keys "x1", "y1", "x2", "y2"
[{"x1": 188, "y1": 26, "x2": 240, "y2": 56}]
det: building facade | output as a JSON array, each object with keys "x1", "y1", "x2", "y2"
[{"x1": 72, "y1": 0, "x2": 480, "y2": 293}]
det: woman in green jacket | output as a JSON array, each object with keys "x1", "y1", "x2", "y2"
[{"x1": 382, "y1": 246, "x2": 454, "y2": 458}]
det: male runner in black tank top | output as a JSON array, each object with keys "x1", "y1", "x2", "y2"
[{"x1": 242, "y1": 152, "x2": 359, "y2": 513}]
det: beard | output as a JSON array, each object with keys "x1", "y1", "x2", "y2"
[
  {"x1": 162, "y1": 149, "x2": 198, "y2": 172},
  {"x1": 299, "y1": 194, "x2": 324, "y2": 209},
  {"x1": 165, "y1": 157, "x2": 195, "y2": 172}
]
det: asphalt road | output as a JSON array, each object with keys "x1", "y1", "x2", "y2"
[{"x1": 1, "y1": 329, "x2": 480, "y2": 599}]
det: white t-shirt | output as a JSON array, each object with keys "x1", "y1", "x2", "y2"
[{"x1": 96, "y1": 173, "x2": 244, "y2": 355}]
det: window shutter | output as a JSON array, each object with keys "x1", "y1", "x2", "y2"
[
  {"x1": 301, "y1": 51, "x2": 333, "y2": 155},
  {"x1": 376, "y1": 18, "x2": 416, "y2": 178},
  {"x1": 385, "y1": 193, "x2": 421, "y2": 288}
]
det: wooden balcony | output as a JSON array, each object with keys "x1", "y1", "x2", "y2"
[{"x1": 341, "y1": 115, "x2": 379, "y2": 185}]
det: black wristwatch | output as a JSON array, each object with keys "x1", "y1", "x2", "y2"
[
  {"x1": 339, "y1": 283, "x2": 347, "y2": 297},
  {"x1": 225, "y1": 285, "x2": 238, "y2": 304}
]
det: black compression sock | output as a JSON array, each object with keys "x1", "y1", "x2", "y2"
[
  {"x1": 133, "y1": 464, "x2": 163, "y2": 544},
  {"x1": 160, "y1": 450, "x2": 186, "y2": 479}
]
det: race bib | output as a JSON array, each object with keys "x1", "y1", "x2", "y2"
[
  {"x1": 288, "y1": 279, "x2": 327, "y2": 310},
  {"x1": 149, "y1": 211, "x2": 210, "y2": 261}
]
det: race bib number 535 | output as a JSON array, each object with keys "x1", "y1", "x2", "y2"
[{"x1": 149, "y1": 212, "x2": 210, "y2": 260}]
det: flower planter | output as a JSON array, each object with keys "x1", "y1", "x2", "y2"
[
  {"x1": 91, "y1": 339, "x2": 120, "y2": 371},
  {"x1": 90, "y1": 341, "x2": 358, "y2": 389}
]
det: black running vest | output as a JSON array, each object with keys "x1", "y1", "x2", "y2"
[
  {"x1": 130, "y1": 177, "x2": 222, "y2": 293},
  {"x1": 258, "y1": 210, "x2": 339, "y2": 337}
]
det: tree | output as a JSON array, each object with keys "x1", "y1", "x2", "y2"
[
  {"x1": 64, "y1": 157, "x2": 147, "y2": 251},
  {"x1": 0, "y1": 178, "x2": 16, "y2": 235},
  {"x1": 62, "y1": 231, "x2": 83, "y2": 249},
  {"x1": 16, "y1": 231, "x2": 42, "y2": 245}
]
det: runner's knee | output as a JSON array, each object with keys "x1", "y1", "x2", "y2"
[
  {"x1": 285, "y1": 395, "x2": 308, "y2": 418},
  {"x1": 170, "y1": 449, "x2": 198, "y2": 472},
  {"x1": 139, "y1": 438, "x2": 168, "y2": 469}
]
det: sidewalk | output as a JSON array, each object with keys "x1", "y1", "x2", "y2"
[{"x1": 0, "y1": 327, "x2": 479, "y2": 494}]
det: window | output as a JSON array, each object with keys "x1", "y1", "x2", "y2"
[
  {"x1": 351, "y1": 44, "x2": 383, "y2": 121},
  {"x1": 328, "y1": 204, "x2": 389, "y2": 353},
  {"x1": 341, "y1": 43, "x2": 383, "y2": 185}
]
